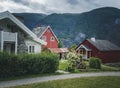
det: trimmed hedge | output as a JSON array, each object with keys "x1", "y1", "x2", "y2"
[
  {"x1": 0, "y1": 52, "x2": 59, "y2": 78},
  {"x1": 89, "y1": 57, "x2": 101, "y2": 69}
]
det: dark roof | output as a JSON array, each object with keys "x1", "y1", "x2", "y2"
[
  {"x1": 87, "y1": 39, "x2": 120, "y2": 51},
  {"x1": 82, "y1": 45, "x2": 92, "y2": 51},
  {"x1": 32, "y1": 25, "x2": 48, "y2": 37}
]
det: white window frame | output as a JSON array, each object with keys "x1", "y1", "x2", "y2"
[
  {"x1": 28, "y1": 45, "x2": 35, "y2": 53},
  {"x1": 42, "y1": 36, "x2": 46, "y2": 41}
]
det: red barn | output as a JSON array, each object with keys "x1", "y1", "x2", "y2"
[
  {"x1": 33, "y1": 25, "x2": 58, "y2": 49},
  {"x1": 76, "y1": 38, "x2": 120, "y2": 63}
]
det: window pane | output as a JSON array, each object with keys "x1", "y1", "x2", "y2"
[
  {"x1": 51, "y1": 36, "x2": 55, "y2": 41},
  {"x1": 29, "y1": 46, "x2": 31, "y2": 53},
  {"x1": 32, "y1": 46, "x2": 34, "y2": 53},
  {"x1": 42, "y1": 36, "x2": 46, "y2": 41}
]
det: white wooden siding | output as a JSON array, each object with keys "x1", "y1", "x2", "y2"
[
  {"x1": 25, "y1": 40, "x2": 41, "y2": 53},
  {"x1": 3, "y1": 31, "x2": 17, "y2": 42}
]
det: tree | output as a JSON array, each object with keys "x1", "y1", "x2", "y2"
[
  {"x1": 58, "y1": 39, "x2": 63, "y2": 48},
  {"x1": 69, "y1": 44, "x2": 77, "y2": 51}
]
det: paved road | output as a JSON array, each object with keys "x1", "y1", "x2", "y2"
[{"x1": 0, "y1": 72, "x2": 120, "y2": 88}]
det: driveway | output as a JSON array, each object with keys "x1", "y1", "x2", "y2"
[{"x1": 0, "y1": 72, "x2": 120, "y2": 88}]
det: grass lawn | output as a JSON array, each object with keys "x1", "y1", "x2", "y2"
[
  {"x1": 9, "y1": 76, "x2": 120, "y2": 88},
  {"x1": 58, "y1": 60, "x2": 68, "y2": 71},
  {"x1": 59, "y1": 60, "x2": 120, "y2": 73}
]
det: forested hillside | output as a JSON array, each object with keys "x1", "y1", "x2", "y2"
[{"x1": 14, "y1": 7, "x2": 120, "y2": 47}]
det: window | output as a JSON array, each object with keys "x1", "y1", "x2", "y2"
[
  {"x1": 28, "y1": 46, "x2": 35, "y2": 53},
  {"x1": 51, "y1": 36, "x2": 55, "y2": 41},
  {"x1": 42, "y1": 36, "x2": 46, "y2": 41}
]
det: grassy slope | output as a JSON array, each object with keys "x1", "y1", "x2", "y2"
[{"x1": 9, "y1": 76, "x2": 120, "y2": 88}]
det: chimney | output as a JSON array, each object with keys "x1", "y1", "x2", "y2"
[{"x1": 91, "y1": 37, "x2": 96, "y2": 42}]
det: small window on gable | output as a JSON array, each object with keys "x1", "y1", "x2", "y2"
[
  {"x1": 42, "y1": 36, "x2": 46, "y2": 41},
  {"x1": 51, "y1": 36, "x2": 55, "y2": 41}
]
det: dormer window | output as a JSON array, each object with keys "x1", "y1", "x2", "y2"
[
  {"x1": 42, "y1": 36, "x2": 46, "y2": 41},
  {"x1": 51, "y1": 36, "x2": 55, "y2": 41}
]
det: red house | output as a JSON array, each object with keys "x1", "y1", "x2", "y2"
[
  {"x1": 33, "y1": 25, "x2": 59, "y2": 49},
  {"x1": 33, "y1": 25, "x2": 69, "y2": 59},
  {"x1": 76, "y1": 38, "x2": 120, "y2": 63}
]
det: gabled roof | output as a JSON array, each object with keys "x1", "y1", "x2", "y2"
[
  {"x1": 0, "y1": 11, "x2": 46, "y2": 45},
  {"x1": 33, "y1": 25, "x2": 59, "y2": 42},
  {"x1": 87, "y1": 39, "x2": 120, "y2": 51},
  {"x1": 76, "y1": 44, "x2": 91, "y2": 51}
]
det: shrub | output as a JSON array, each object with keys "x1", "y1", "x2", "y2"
[
  {"x1": 89, "y1": 57, "x2": 101, "y2": 69},
  {"x1": 67, "y1": 52, "x2": 78, "y2": 72},
  {"x1": 77, "y1": 61, "x2": 87, "y2": 69},
  {"x1": 0, "y1": 52, "x2": 59, "y2": 78}
]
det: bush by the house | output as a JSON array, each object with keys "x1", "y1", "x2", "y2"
[
  {"x1": 67, "y1": 52, "x2": 78, "y2": 72},
  {"x1": 0, "y1": 52, "x2": 59, "y2": 78},
  {"x1": 89, "y1": 57, "x2": 101, "y2": 69},
  {"x1": 77, "y1": 61, "x2": 87, "y2": 69}
]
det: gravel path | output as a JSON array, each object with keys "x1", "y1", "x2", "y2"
[{"x1": 0, "y1": 72, "x2": 120, "y2": 88}]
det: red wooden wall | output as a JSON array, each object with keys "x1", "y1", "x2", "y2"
[
  {"x1": 76, "y1": 40, "x2": 120, "y2": 63},
  {"x1": 40, "y1": 28, "x2": 58, "y2": 48}
]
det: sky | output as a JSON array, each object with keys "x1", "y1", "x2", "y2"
[{"x1": 0, "y1": 0, "x2": 120, "y2": 14}]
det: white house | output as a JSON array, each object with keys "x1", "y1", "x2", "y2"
[{"x1": 0, "y1": 11, "x2": 47, "y2": 54}]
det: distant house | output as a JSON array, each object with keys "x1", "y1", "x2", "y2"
[
  {"x1": 33, "y1": 25, "x2": 58, "y2": 49},
  {"x1": 76, "y1": 38, "x2": 120, "y2": 63},
  {"x1": 0, "y1": 11, "x2": 46, "y2": 54},
  {"x1": 49, "y1": 48, "x2": 69, "y2": 59}
]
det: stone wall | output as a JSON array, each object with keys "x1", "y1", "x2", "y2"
[{"x1": 17, "y1": 30, "x2": 28, "y2": 54}]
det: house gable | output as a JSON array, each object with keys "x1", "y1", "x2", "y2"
[
  {"x1": 0, "y1": 11, "x2": 46, "y2": 45},
  {"x1": 39, "y1": 26, "x2": 59, "y2": 43},
  {"x1": 40, "y1": 26, "x2": 58, "y2": 48},
  {"x1": 76, "y1": 39, "x2": 100, "y2": 57},
  {"x1": 76, "y1": 39, "x2": 99, "y2": 52}
]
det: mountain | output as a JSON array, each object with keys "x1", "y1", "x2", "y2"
[
  {"x1": 13, "y1": 13, "x2": 47, "y2": 29},
  {"x1": 13, "y1": 7, "x2": 120, "y2": 47}
]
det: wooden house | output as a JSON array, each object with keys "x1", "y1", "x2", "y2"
[
  {"x1": 0, "y1": 11, "x2": 46, "y2": 54},
  {"x1": 33, "y1": 25, "x2": 69, "y2": 59},
  {"x1": 76, "y1": 38, "x2": 120, "y2": 63}
]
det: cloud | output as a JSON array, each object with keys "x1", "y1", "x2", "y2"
[
  {"x1": 67, "y1": 0, "x2": 79, "y2": 5},
  {"x1": 0, "y1": 0, "x2": 120, "y2": 14}
]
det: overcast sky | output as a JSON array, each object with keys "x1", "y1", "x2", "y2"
[{"x1": 0, "y1": 0, "x2": 120, "y2": 14}]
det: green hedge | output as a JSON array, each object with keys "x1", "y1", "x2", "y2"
[
  {"x1": 0, "y1": 52, "x2": 59, "y2": 78},
  {"x1": 89, "y1": 57, "x2": 101, "y2": 69}
]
